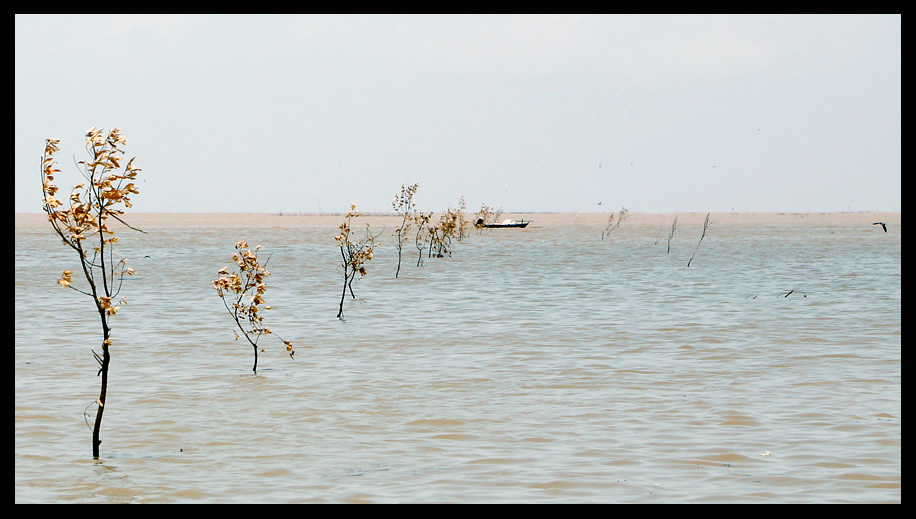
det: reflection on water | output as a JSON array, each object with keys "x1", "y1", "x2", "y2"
[{"x1": 15, "y1": 214, "x2": 900, "y2": 503}]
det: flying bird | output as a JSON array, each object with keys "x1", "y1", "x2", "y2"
[{"x1": 873, "y1": 222, "x2": 887, "y2": 232}]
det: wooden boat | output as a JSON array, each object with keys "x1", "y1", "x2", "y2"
[{"x1": 476, "y1": 218, "x2": 530, "y2": 228}]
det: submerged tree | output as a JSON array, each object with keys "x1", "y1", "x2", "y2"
[
  {"x1": 212, "y1": 241, "x2": 294, "y2": 373},
  {"x1": 601, "y1": 207, "x2": 629, "y2": 240},
  {"x1": 413, "y1": 210, "x2": 433, "y2": 266},
  {"x1": 40, "y1": 127, "x2": 143, "y2": 459},
  {"x1": 426, "y1": 218, "x2": 449, "y2": 258},
  {"x1": 686, "y1": 213, "x2": 711, "y2": 267},
  {"x1": 335, "y1": 205, "x2": 380, "y2": 319},
  {"x1": 392, "y1": 182, "x2": 418, "y2": 278},
  {"x1": 452, "y1": 196, "x2": 471, "y2": 241},
  {"x1": 427, "y1": 202, "x2": 467, "y2": 259},
  {"x1": 667, "y1": 215, "x2": 678, "y2": 253}
]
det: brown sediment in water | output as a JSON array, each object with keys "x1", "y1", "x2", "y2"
[{"x1": 15, "y1": 211, "x2": 901, "y2": 230}]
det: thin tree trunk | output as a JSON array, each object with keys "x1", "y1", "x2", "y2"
[
  {"x1": 338, "y1": 247, "x2": 349, "y2": 319},
  {"x1": 337, "y1": 274, "x2": 348, "y2": 319},
  {"x1": 687, "y1": 213, "x2": 710, "y2": 267},
  {"x1": 92, "y1": 326, "x2": 110, "y2": 459},
  {"x1": 395, "y1": 228, "x2": 403, "y2": 278},
  {"x1": 667, "y1": 216, "x2": 677, "y2": 254}
]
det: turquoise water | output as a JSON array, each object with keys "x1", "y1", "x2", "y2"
[{"x1": 15, "y1": 215, "x2": 900, "y2": 503}]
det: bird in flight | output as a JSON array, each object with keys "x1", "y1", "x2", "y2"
[{"x1": 873, "y1": 222, "x2": 887, "y2": 232}]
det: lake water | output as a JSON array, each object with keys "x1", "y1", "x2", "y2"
[{"x1": 15, "y1": 212, "x2": 901, "y2": 503}]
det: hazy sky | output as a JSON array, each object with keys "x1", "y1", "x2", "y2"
[{"x1": 16, "y1": 14, "x2": 900, "y2": 214}]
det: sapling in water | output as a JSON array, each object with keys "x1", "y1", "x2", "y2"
[
  {"x1": 40, "y1": 127, "x2": 143, "y2": 459},
  {"x1": 212, "y1": 241, "x2": 294, "y2": 372},
  {"x1": 335, "y1": 205, "x2": 380, "y2": 319},
  {"x1": 392, "y1": 182, "x2": 418, "y2": 278},
  {"x1": 687, "y1": 213, "x2": 711, "y2": 267}
]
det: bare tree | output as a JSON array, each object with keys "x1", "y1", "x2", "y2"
[
  {"x1": 667, "y1": 215, "x2": 678, "y2": 253},
  {"x1": 687, "y1": 213, "x2": 711, "y2": 267},
  {"x1": 601, "y1": 207, "x2": 629, "y2": 240}
]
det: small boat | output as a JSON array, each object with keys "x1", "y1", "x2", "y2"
[{"x1": 476, "y1": 218, "x2": 530, "y2": 228}]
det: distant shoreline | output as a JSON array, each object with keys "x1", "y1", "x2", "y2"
[{"x1": 16, "y1": 211, "x2": 901, "y2": 230}]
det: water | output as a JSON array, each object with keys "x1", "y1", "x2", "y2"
[{"x1": 15, "y1": 213, "x2": 901, "y2": 503}]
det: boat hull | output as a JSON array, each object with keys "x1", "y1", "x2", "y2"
[{"x1": 480, "y1": 221, "x2": 530, "y2": 228}]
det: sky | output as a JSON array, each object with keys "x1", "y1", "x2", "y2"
[{"x1": 16, "y1": 14, "x2": 900, "y2": 214}]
